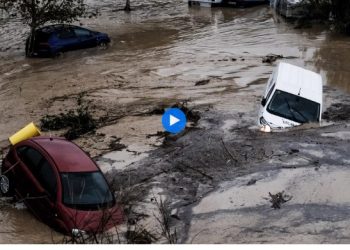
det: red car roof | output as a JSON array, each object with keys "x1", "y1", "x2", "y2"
[{"x1": 30, "y1": 137, "x2": 98, "y2": 173}]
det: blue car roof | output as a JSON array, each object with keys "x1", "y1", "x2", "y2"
[{"x1": 38, "y1": 24, "x2": 79, "y2": 34}]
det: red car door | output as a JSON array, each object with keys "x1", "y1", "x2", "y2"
[{"x1": 15, "y1": 145, "x2": 58, "y2": 224}]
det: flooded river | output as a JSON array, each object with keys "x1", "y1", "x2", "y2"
[{"x1": 0, "y1": 0, "x2": 350, "y2": 244}]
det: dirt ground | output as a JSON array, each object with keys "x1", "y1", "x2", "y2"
[{"x1": 1, "y1": 0, "x2": 350, "y2": 244}]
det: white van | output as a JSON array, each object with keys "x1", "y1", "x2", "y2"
[{"x1": 258, "y1": 62, "x2": 323, "y2": 131}]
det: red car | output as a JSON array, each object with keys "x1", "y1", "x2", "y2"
[{"x1": 0, "y1": 137, "x2": 123, "y2": 235}]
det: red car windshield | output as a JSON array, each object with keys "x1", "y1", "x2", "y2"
[{"x1": 61, "y1": 172, "x2": 114, "y2": 210}]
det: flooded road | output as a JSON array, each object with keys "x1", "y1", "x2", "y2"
[{"x1": 0, "y1": 0, "x2": 350, "y2": 244}]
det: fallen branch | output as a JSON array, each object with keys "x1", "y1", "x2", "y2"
[
  {"x1": 179, "y1": 163, "x2": 213, "y2": 180},
  {"x1": 221, "y1": 138, "x2": 237, "y2": 164}
]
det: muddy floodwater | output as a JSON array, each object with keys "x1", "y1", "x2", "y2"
[{"x1": 1, "y1": 0, "x2": 350, "y2": 244}]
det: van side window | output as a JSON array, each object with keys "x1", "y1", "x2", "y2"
[
  {"x1": 267, "y1": 75, "x2": 273, "y2": 89},
  {"x1": 266, "y1": 83, "x2": 275, "y2": 102}
]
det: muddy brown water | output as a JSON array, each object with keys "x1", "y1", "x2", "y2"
[{"x1": 0, "y1": 0, "x2": 350, "y2": 244}]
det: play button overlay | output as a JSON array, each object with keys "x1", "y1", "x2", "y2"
[
  {"x1": 170, "y1": 115, "x2": 180, "y2": 126},
  {"x1": 162, "y1": 108, "x2": 187, "y2": 134}
]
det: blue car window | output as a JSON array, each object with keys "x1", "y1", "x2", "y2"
[
  {"x1": 74, "y1": 28, "x2": 92, "y2": 38},
  {"x1": 58, "y1": 28, "x2": 76, "y2": 39}
]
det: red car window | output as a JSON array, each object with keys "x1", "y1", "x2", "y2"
[
  {"x1": 16, "y1": 146, "x2": 58, "y2": 200},
  {"x1": 38, "y1": 159, "x2": 57, "y2": 200},
  {"x1": 61, "y1": 172, "x2": 114, "y2": 210},
  {"x1": 17, "y1": 146, "x2": 43, "y2": 172}
]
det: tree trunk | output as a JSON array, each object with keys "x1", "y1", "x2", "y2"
[
  {"x1": 26, "y1": 26, "x2": 36, "y2": 57},
  {"x1": 26, "y1": 3, "x2": 37, "y2": 57},
  {"x1": 124, "y1": 0, "x2": 131, "y2": 12}
]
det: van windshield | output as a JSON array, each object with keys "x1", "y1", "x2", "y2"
[
  {"x1": 61, "y1": 172, "x2": 114, "y2": 210},
  {"x1": 267, "y1": 90, "x2": 320, "y2": 123}
]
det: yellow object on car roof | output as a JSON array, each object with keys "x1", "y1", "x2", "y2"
[{"x1": 9, "y1": 122, "x2": 41, "y2": 145}]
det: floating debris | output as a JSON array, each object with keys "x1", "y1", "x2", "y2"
[
  {"x1": 195, "y1": 79, "x2": 210, "y2": 86},
  {"x1": 268, "y1": 191, "x2": 292, "y2": 209},
  {"x1": 262, "y1": 54, "x2": 284, "y2": 64},
  {"x1": 40, "y1": 106, "x2": 96, "y2": 140},
  {"x1": 246, "y1": 179, "x2": 257, "y2": 186}
]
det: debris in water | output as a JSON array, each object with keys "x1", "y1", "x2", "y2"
[
  {"x1": 40, "y1": 106, "x2": 96, "y2": 140},
  {"x1": 262, "y1": 54, "x2": 298, "y2": 64},
  {"x1": 246, "y1": 179, "x2": 257, "y2": 186},
  {"x1": 268, "y1": 191, "x2": 292, "y2": 209},
  {"x1": 260, "y1": 125, "x2": 271, "y2": 133},
  {"x1": 14, "y1": 202, "x2": 27, "y2": 210},
  {"x1": 262, "y1": 54, "x2": 283, "y2": 64},
  {"x1": 323, "y1": 103, "x2": 350, "y2": 122},
  {"x1": 146, "y1": 102, "x2": 201, "y2": 124},
  {"x1": 289, "y1": 149, "x2": 299, "y2": 154},
  {"x1": 195, "y1": 79, "x2": 210, "y2": 86},
  {"x1": 172, "y1": 102, "x2": 201, "y2": 124},
  {"x1": 146, "y1": 131, "x2": 169, "y2": 139},
  {"x1": 125, "y1": 229, "x2": 157, "y2": 244},
  {"x1": 109, "y1": 138, "x2": 127, "y2": 151}
]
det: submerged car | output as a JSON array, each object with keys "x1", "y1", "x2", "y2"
[
  {"x1": 0, "y1": 137, "x2": 123, "y2": 234},
  {"x1": 270, "y1": 0, "x2": 308, "y2": 18},
  {"x1": 26, "y1": 24, "x2": 111, "y2": 57},
  {"x1": 258, "y1": 62, "x2": 323, "y2": 131},
  {"x1": 188, "y1": 0, "x2": 269, "y2": 7}
]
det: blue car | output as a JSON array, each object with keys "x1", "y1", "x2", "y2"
[{"x1": 26, "y1": 24, "x2": 111, "y2": 57}]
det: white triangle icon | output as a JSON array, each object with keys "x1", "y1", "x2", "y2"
[{"x1": 169, "y1": 115, "x2": 180, "y2": 126}]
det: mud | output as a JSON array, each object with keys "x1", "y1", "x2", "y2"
[
  {"x1": 40, "y1": 105, "x2": 96, "y2": 140},
  {"x1": 1, "y1": 0, "x2": 350, "y2": 244},
  {"x1": 323, "y1": 103, "x2": 350, "y2": 122},
  {"x1": 115, "y1": 93, "x2": 350, "y2": 243}
]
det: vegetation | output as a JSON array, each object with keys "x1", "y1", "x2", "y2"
[
  {"x1": 124, "y1": 0, "x2": 131, "y2": 12},
  {"x1": 40, "y1": 105, "x2": 96, "y2": 140},
  {"x1": 0, "y1": 0, "x2": 86, "y2": 56},
  {"x1": 58, "y1": 180, "x2": 177, "y2": 244},
  {"x1": 306, "y1": 0, "x2": 350, "y2": 33}
]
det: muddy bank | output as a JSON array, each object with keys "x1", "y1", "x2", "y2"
[{"x1": 105, "y1": 87, "x2": 350, "y2": 243}]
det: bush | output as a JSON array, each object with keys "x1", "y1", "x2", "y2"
[
  {"x1": 305, "y1": 0, "x2": 350, "y2": 33},
  {"x1": 40, "y1": 106, "x2": 96, "y2": 140}
]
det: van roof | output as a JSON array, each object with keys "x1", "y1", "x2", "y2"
[{"x1": 275, "y1": 62, "x2": 322, "y2": 104}]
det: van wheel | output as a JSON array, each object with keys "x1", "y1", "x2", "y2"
[{"x1": 0, "y1": 174, "x2": 14, "y2": 197}]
